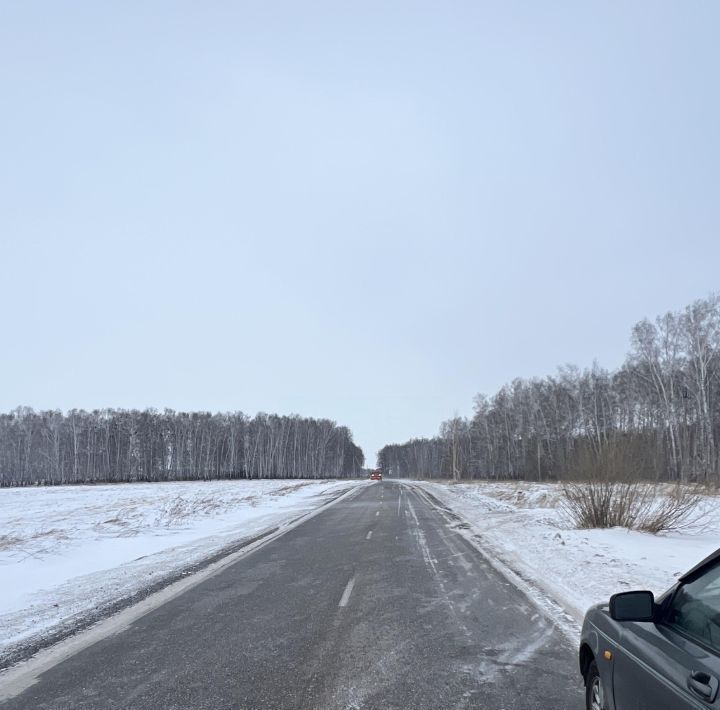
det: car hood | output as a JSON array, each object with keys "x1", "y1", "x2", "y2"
[{"x1": 583, "y1": 601, "x2": 608, "y2": 622}]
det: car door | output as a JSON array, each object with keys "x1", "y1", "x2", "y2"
[
  {"x1": 612, "y1": 620, "x2": 703, "y2": 709},
  {"x1": 613, "y1": 562, "x2": 720, "y2": 710}
]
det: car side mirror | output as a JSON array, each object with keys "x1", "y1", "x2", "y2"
[{"x1": 609, "y1": 590, "x2": 655, "y2": 622}]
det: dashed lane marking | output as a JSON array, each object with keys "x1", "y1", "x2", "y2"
[{"x1": 338, "y1": 576, "x2": 356, "y2": 608}]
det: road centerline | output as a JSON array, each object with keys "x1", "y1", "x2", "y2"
[
  {"x1": 0, "y1": 481, "x2": 583, "y2": 710},
  {"x1": 338, "y1": 576, "x2": 356, "y2": 608}
]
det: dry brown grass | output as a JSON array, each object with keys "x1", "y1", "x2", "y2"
[
  {"x1": 0, "y1": 533, "x2": 22, "y2": 550},
  {"x1": 269, "y1": 482, "x2": 313, "y2": 496}
]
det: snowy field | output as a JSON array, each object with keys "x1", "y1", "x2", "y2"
[
  {"x1": 415, "y1": 480, "x2": 720, "y2": 628},
  {"x1": 0, "y1": 479, "x2": 365, "y2": 665}
]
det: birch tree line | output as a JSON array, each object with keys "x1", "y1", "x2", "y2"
[
  {"x1": 379, "y1": 294, "x2": 720, "y2": 483},
  {"x1": 0, "y1": 409, "x2": 364, "y2": 486}
]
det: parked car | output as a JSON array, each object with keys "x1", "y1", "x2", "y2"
[
  {"x1": 369, "y1": 470, "x2": 382, "y2": 481},
  {"x1": 579, "y1": 548, "x2": 720, "y2": 709}
]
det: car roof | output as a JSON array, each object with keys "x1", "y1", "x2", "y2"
[{"x1": 680, "y1": 547, "x2": 720, "y2": 583}]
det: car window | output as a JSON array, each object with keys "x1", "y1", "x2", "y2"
[{"x1": 667, "y1": 563, "x2": 720, "y2": 653}]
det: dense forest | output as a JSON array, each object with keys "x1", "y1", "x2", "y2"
[
  {"x1": 379, "y1": 294, "x2": 720, "y2": 484},
  {"x1": 0, "y1": 409, "x2": 364, "y2": 486}
]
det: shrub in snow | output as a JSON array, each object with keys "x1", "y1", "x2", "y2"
[{"x1": 561, "y1": 481, "x2": 703, "y2": 533}]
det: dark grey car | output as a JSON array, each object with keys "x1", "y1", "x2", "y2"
[{"x1": 579, "y1": 548, "x2": 720, "y2": 710}]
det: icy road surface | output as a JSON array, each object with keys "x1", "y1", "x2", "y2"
[
  {"x1": 0, "y1": 482, "x2": 582, "y2": 709},
  {"x1": 0, "y1": 479, "x2": 365, "y2": 665},
  {"x1": 416, "y1": 480, "x2": 720, "y2": 626}
]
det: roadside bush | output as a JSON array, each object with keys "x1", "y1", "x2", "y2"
[
  {"x1": 561, "y1": 481, "x2": 703, "y2": 533},
  {"x1": 638, "y1": 485, "x2": 704, "y2": 533}
]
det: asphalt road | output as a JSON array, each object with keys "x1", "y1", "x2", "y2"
[{"x1": 1, "y1": 482, "x2": 583, "y2": 709}]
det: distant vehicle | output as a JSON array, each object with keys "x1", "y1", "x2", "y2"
[
  {"x1": 579, "y1": 548, "x2": 720, "y2": 710},
  {"x1": 370, "y1": 470, "x2": 382, "y2": 481}
]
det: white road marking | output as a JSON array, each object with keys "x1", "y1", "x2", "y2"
[
  {"x1": 366, "y1": 530, "x2": 373, "y2": 540},
  {"x1": 406, "y1": 498, "x2": 420, "y2": 526},
  {"x1": 0, "y1": 483, "x2": 368, "y2": 702},
  {"x1": 338, "y1": 576, "x2": 356, "y2": 607},
  {"x1": 375, "y1": 511, "x2": 380, "y2": 517}
]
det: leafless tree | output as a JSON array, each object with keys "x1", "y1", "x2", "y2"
[
  {"x1": 379, "y1": 293, "x2": 720, "y2": 485},
  {"x1": 0, "y1": 409, "x2": 364, "y2": 486}
]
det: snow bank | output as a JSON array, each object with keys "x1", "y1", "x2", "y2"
[
  {"x1": 414, "y1": 480, "x2": 720, "y2": 625},
  {"x1": 0, "y1": 479, "x2": 364, "y2": 664}
]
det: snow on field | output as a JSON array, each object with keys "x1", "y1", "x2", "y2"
[
  {"x1": 0, "y1": 479, "x2": 364, "y2": 663},
  {"x1": 415, "y1": 480, "x2": 720, "y2": 626}
]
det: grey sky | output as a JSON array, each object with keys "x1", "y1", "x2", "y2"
[{"x1": 1, "y1": 2, "x2": 719, "y2": 464}]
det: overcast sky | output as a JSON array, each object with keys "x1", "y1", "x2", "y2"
[{"x1": 1, "y1": 2, "x2": 719, "y2": 464}]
